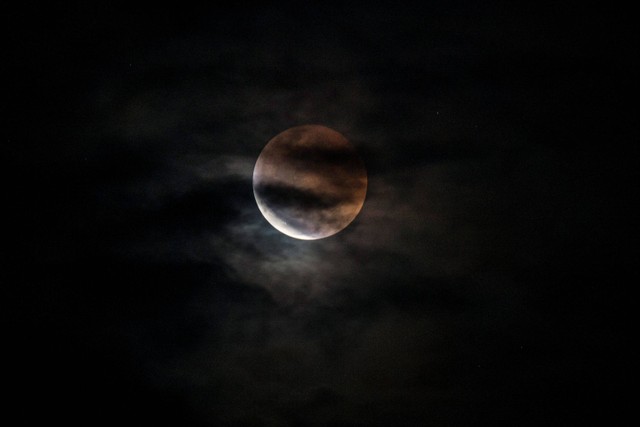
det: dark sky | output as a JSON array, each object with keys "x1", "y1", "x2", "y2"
[{"x1": 7, "y1": 2, "x2": 635, "y2": 426}]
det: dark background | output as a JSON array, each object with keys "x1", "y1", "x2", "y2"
[{"x1": 7, "y1": 2, "x2": 635, "y2": 426}]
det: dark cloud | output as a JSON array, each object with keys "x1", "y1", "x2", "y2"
[
  {"x1": 263, "y1": 137, "x2": 364, "y2": 174},
  {"x1": 254, "y1": 182, "x2": 342, "y2": 211},
  {"x1": 7, "y1": 2, "x2": 634, "y2": 426}
]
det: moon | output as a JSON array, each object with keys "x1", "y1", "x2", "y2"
[{"x1": 253, "y1": 125, "x2": 367, "y2": 240}]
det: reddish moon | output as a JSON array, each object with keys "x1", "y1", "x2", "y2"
[{"x1": 253, "y1": 125, "x2": 367, "y2": 240}]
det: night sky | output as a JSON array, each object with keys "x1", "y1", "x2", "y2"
[{"x1": 7, "y1": 2, "x2": 635, "y2": 426}]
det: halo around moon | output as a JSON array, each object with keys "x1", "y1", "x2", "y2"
[{"x1": 253, "y1": 125, "x2": 367, "y2": 240}]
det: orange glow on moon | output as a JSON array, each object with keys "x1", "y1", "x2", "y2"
[{"x1": 253, "y1": 125, "x2": 367, "y2": 240}]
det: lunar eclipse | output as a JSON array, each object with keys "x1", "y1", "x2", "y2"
[
  {"x1": 6, "y1": 2, "x2": 632, "y2": 426},
  {"x1": 253, "y1": 125, "x2": 367, "y2": 240}
]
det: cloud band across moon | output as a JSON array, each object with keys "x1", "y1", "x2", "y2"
[{"x1": 253, "y1": 125, "x2": 367, "y2": 240}]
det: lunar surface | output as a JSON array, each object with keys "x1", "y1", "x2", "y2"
[{"x1": 253, "y1": 125, "x2": 367, "y2": 240}]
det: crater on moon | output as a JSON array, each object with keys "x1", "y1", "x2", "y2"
[{"x1": 253, "y1": 125, "x2": 367, "y2": 240}]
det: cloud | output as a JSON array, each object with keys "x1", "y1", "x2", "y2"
[
  {"x1": 10, "y1": 2, "x2": 632, "y2": 426},
  {"x1": 61, "y1": 6, "x2": 619, "y2": 424}
]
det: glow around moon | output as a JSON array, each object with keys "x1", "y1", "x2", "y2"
[{"x1": 253, "y1": 125, "x2": 367, "y2": 240}]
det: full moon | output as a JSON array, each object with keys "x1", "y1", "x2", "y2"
[{"x1": 253, "y1": 125, "x2": 367, "y2": 240}]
